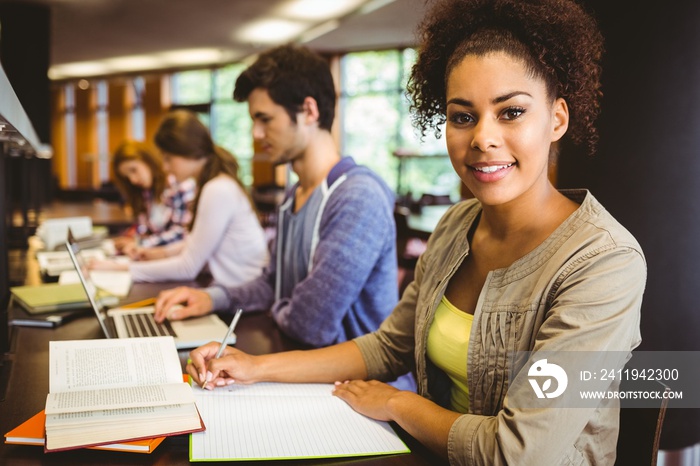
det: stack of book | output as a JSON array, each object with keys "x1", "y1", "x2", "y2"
[
  {"x1": 5, "y1": 336, "x2": 204, "y2": 453},
  {"x1": 36, "y1": 248, "x2": 106, "y2": 278},
  {"x1": 4, "y1": 411, "x2": 165, "y2": 453}
]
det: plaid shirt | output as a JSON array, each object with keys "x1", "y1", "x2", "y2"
[{"x1": 137, "y1": 175, "x2": 196, "y2": 248}]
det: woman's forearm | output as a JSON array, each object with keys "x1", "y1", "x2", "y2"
[
  {"x1": 386, "y1": 391, "x2": 460, "y2": 460},
  {"x1": 255, "y1": 341, "x2": 368, "y2": 383}
]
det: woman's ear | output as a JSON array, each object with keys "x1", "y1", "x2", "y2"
[{"x1": 551, "y1": 97, "x2": 569, "y2": 143}]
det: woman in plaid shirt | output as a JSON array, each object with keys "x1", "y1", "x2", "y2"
[{"x1": 112, "y1": 140, "x2": 196, "y2": 259}]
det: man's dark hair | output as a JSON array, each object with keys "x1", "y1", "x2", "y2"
[{"x1": 233, "y1": 44, "x2": 336, "y2": 131}]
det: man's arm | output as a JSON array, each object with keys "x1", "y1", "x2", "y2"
[{"x1": 154, "y1": 238, "x2": 277, "y2": 322}]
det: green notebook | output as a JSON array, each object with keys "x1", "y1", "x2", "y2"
[{"x1": 10, "y1": 283, "x2": 90, "y2": 315}]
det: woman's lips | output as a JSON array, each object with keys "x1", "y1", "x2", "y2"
[{"x1": 469, "y1": 162, "x2": 515, "y2": 182}]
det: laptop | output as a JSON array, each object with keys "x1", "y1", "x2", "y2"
[{"x1": 65, "y1": 230, "x2": 236, "y2": 349}]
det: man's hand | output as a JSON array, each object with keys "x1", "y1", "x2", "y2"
[{"x1": 154, "y1": 286, "x2": 213, "y2": 322}]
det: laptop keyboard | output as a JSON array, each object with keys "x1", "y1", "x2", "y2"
[{"x1": 122, "y1": 312, "x2": 176, "y2": 338}]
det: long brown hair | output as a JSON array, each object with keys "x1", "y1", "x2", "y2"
[
  {"x1": 153, "y1": 109, "x2": 249, "y2": 226},
  {"x1": 111, "y1": 140, "x2": 167, "y2": 219}
]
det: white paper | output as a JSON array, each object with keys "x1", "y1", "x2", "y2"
[
  {"x1": 36, "y1": 216, "x2": 92, "y2": 250},
  {"x1": 59, "y1": 269, "x2": 132, "y2": 297},
  {"x1": 48, "y1": 336, "x2": 183, "y2": 393},
  {"x1": 190, "y1": 383, "x2": 409, "y2": 461}
]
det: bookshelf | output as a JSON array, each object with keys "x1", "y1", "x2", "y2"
[{"x1": 0, "y1": 62, "x2": 45, "y2": 390}]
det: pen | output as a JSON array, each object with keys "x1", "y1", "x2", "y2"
[
  {"x1": 202, "y1": 308, "x2": 243, "y2": 389},
  {"x1": 120, "y1": 297, "x2": 157, "y2": 309}
]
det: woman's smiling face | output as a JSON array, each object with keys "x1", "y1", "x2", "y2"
[{"x1": 445, "y1": 51, "x2": 569, "y2": 207}]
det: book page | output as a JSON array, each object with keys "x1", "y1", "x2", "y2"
[
  {"x1": 45, "y1": 382, "x2": 193, "y2": 414},
  {"x1": 45, "y1": 402, "x2": 198, "y2": 428},
  {"x1": 49, "y1": 336, "x2": 183, "y2": 393},
  {"x1": 190, "y1": 383, "x2": 409, "y2": 461},
  {"x1": 45, "y1": 402, "x2": 202, "y2": 451}
]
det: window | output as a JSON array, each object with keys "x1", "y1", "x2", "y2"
[
  {"x1": 53, "y1": 48, "x2": 461, "y2": 198},
  {"x1": 211, "y1": 64, "x2": 253, "y2": 185},
  {"x1": 340, "y1": 49, "x2": 459, "y2": 201},
  {"x1": 171, "y1": 69, "x2": 212, "y2": 105},
  {"x1": 170, "y1": 65, "x2": 253, "y2": 185}
]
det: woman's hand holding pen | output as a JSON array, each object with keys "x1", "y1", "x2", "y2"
[{"x1": 187, "y1": 342, "x2": 259, "y2": 389}]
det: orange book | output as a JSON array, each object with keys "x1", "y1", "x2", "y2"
[{"x1": 4, "y1": 410, "x2": 165, "y2": 453}]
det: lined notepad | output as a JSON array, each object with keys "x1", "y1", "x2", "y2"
[{"x1": 190, "y1": 383, "x2": 409, "y2": 461}]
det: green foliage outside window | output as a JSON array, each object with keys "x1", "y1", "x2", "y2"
[
  {"x1": 171, "y1": 69, "x2": 212, "y2": 105},
  {"x1": 341, "y1": 49, "x2": 459, "y2": 201},
  {"x1": 170, "y1": 65, "x2": 253, "y2": 185},
  {"x1": 169, "y1": 50, "x2": 461, "y2": 199},
  {"x1": 212, "y1": 64, "x2": 253, "y2": 185}
]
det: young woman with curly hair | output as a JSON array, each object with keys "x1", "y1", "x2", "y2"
[{"x1": 186, "y1": 1, "x2": 645, "y2": 463}]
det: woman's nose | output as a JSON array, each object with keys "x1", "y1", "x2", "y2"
[{"x1": 470, "y1": 118, "x2": 501, "y2": 151}]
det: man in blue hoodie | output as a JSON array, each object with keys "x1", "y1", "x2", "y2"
[{"x1": 154, "y1": 44, "x2": 398, "y2": 349}]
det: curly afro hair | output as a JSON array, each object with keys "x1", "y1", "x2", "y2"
[{"x1": 407, "y1": 0, "x2": 604, "y2": 155}]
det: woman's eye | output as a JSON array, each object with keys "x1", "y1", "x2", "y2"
[
  {"x1": 502, "y1": 107, "x2": 525, "y2": 120},
  {"x1": 448, "y1": 112, "x2": 474, "y2": 125}
]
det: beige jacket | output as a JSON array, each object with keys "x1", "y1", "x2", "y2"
[{"x1": 354, "y1": 190, "x2": 645, "y2": 465}]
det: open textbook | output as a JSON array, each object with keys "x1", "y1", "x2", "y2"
[
  {"x1": 45, "y1": 336, "x2": 204, "y2": 452},
  {"x1": 190, "y1": 382, "x2": 410, "y2": 461}
]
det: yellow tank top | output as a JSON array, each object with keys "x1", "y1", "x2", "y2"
[{"x1": 426, "y1": 295, "x2": 473, "y2": 413}]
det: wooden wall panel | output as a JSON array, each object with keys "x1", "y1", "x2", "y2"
[
  {"x1": 143, "y1": 75, "x2": 167, "y2": 146},
  {"x1": 74, "y1": 86, "x2": 97, "y2": 188},
  {"x1": 108, "y1": 81, "x2": 129, "y2": 149},
  {"x1": 50, "y1": 86, "x2": 68, "y2": 188},
  {"x1": 107, "y1": 80, "x2": 129, "y2": 183}
]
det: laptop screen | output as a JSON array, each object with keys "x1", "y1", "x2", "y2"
[{"x1": 65, "y1": 229, "x2": 114, "y2": 338}]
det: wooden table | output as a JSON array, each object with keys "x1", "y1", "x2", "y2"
[
  {"x1": 35, "y1": 199, "x2": 133, "y2": 234},
  {"x1": 1, "y1": 282, "x2": 445, "y2": 465}
]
